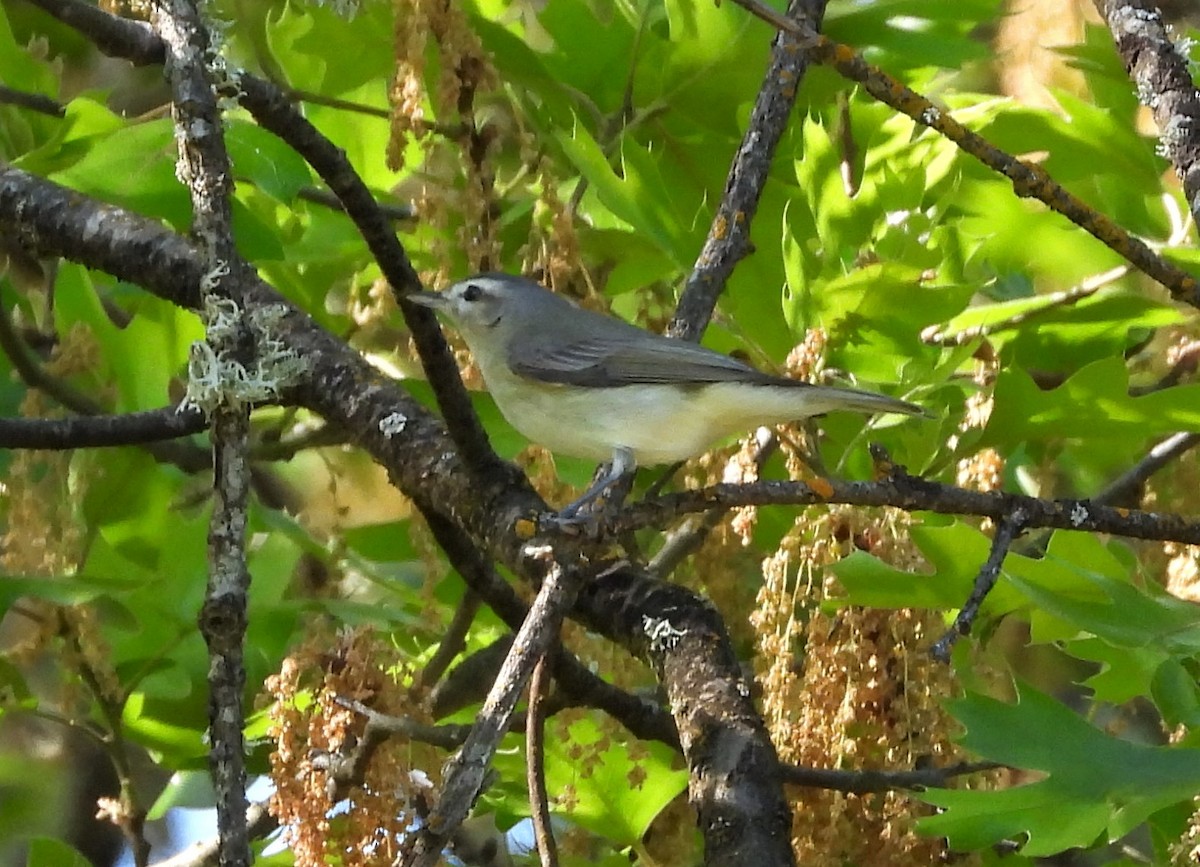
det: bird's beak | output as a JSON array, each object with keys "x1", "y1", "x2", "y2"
[{"x1": 405, "y1": 291, "x2": 451, "y2": 310}]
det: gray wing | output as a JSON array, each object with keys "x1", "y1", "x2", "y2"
[{"x1": 508, "y1": 334, "x2": 784, "y2": 387}]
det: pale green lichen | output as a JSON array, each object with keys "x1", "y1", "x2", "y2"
[{"x1": 183, "y1": 283, "x2": 306, "y2": 415}]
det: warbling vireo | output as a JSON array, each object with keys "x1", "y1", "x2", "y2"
[{"x1": 409, "y1": 273, "x2": 926, "y2": 517}]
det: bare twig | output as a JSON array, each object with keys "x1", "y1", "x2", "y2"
[
  {"x1": 148, "y1": 801, "x2": 277, "y2": 867},
  {"x1": 0, "y1": 405, "x2": 206, "y2": 448},
  {"x1": 781, "y1": 759, "x2": 1001, "y2": 793},
  {"x1": 150, "y1": 1, "x2": 253, "y2": 865},
  {"x1": 669, "y1": 0, "x2": 829, "y2": 340},
  {"x1": 295, "y1": 186, "x2": 415, "y2": 222},
  {"x1": 1094, "y1": 431, "x2": 1200, "y2": 507},
  {"x1": 526, "y1": 655, "x2": 559, "y2": 867},
  {"x1": 401, "y1": 555, "x2": 580, "y2": 867},
  {"x1": 932, "y1": 513, "x2": 1028, "y2": 661},
  {"x1": 0, "y1": 83, "x2": 66, "y2": 117},
  {"x1": 415, "y1": 591, "x2": 482, "y2": 692},
  {"x1": 920, "y1": 265, "x2": 1130, "y2": 347}
]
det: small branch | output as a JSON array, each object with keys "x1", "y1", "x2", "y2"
[
  {"x1": 1094, "y1": 0, "x2": 1200, "y2": 226},
  {"x1": 151, "y1": 1, "x2": 252, "y2": 866},
  {"x1": 526, "y1": 655, "x2": 559, "y2": 867},
  {"x1": 920, "y1": 265, "x2": 1130, "y2": 347},
  {"x1": 295, "y1": 186, "x2": 415, "y2": 222},
  {"x1": 325, "y1": 698, "x2": 475, "y2": 790},
  {"x1": 233, "y1": 76, "x2": 507, "y2": 479},
  {"x1": 616, "y1": 455, "x2": 1200, "y2": 546},
  {"x1": 932, "y1": 512, "x2": 1027, "y2": 661},
  {"x1": 836, "y1": 92, "x2": 859, "y2": 197},
  {"x1": 429, "y1": 636, "x2": 511, "y2": 719},
  {"x1": 0, "y1": 300, "x2": 103, "y2": 414},
  {"x1": 0, "y1": 84, "x2": 66, "y2": 117},
  {"x1": 279, "y1": 86, "x2": 389, "y2": 118},
  {"x1": 401, "y1": 554, "x2": 581, "y2": 867},
  {"x1": 148, "y1": 800, "x2": 277, "y2": 867},
  {"x1": 415, "y1": 591, "x2": 482, "y2": 691},
  {"x1": 0, "y1": 405, "x2": 206, "y2": 448},
  {"x1": 727, "y1": 0, "x2": 1200, "y2": 305},
  {"x1": 669, "y1": 0, "x2": 829, "y2": 340},
  {"x1": 781, "y1": 759, "x2": 1001, "y2": 793},
  {"x1": 1094, "y1": 431, "x2": 1200, "y2": 507}
]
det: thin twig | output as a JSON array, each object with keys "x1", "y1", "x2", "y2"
[
  {"x1": 932, "y1": 512, "x2": 1027, "y2": 661},
  {"x1": 920, "y1": 265, "x2": 1130, "y2": 347},
  {"x1": 0, "y1": 84, "x2": 66, "y2": 117},
  {"x1": 0, "y1": 405, "x2": 206, "y2": 448},
  {"x1": 781, "y1": 759, "x2": 1001, "y2": 793},
  {"x1": 669, "y1": 0, "x2": 829, "y2": 340},
  {"x1": 401, "y1": 554, "x2": 582, "y2": 867},
  {"x1": 1094, "y1": 432, "x2": 1200, "y2": 507},
  {"x1": 295, "y1": 186, "x2": 415, "y2": 222},
  {"x1": 148, "y1": 801, "x2": 277, "y2": 867},
  {"x1": 526, "y1": 655, "x2": 559, "y2": 867},
  {"x1": 415, "y1": 591, "x2": 482, "y2": 691}
]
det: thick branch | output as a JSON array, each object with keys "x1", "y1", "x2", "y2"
[{"x1": 1094, "y1": 0, "x2": 1200, "y2": 225}]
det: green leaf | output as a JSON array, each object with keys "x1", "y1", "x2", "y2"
[
  {"x1": 986, "y1": 356, "x2": 1200, "y2": 443},
  {"x1": 22, "y1": 839, "x2": 93, "y2": 867},
  {"x1": 921, "y1": 684, "x2": 1200, "y2": 855},
  {"x1": 227, "y1": 118, "x2": 313, "y2": 202}
]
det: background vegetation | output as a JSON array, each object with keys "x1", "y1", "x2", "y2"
[{"x1": 2, "y1": 0, "x2": 1200, "y2": 865}]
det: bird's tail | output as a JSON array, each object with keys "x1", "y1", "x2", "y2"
[{"x1": 803, "y1": 384, "x2": 930, "y2": 418}]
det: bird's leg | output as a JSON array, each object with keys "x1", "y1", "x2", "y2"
[{"x1": 554, "y1": 446, "x2": 636, "y2": 523}]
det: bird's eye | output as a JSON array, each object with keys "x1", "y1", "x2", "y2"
[{"x1": 462, "y1": 283, "x2": 482, "y2": 302}]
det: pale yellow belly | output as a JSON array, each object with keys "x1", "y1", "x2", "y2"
[{"x1": 483, "y1": 372, "x2": 827, "y2": 467}]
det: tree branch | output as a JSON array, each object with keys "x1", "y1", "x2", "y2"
[
  {"x1": 0, "y1": 405, "x2": 206, "y2": 448},
  {"x1": 401, "y1": 554, "x2": 582, "y2": 867},
  {"x1": 1094, "y1": 0, "x2": 1200, "y2": 226},
  {"x1": 150, "y1": 1, "x2": 253, "y2": 864},
  {"x1": 932, "y1": 512, "x2": 1028, "y2": 661},
  {"x1": 0, "y1": 83, "x2": 66, "y2": 117},
  {"x1": 616, "y1": 453, "x2": 1200, "y2": 546},
  {"x1": 669, "y1": 0, "x2": 828, "y2": 340},
  {"x1": 526, "y1": 654, "x2": 559, "y2": 867}
]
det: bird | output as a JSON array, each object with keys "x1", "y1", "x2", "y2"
[{"x1": 408, "y1": 273, "x2": 926, "y2": 518}]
